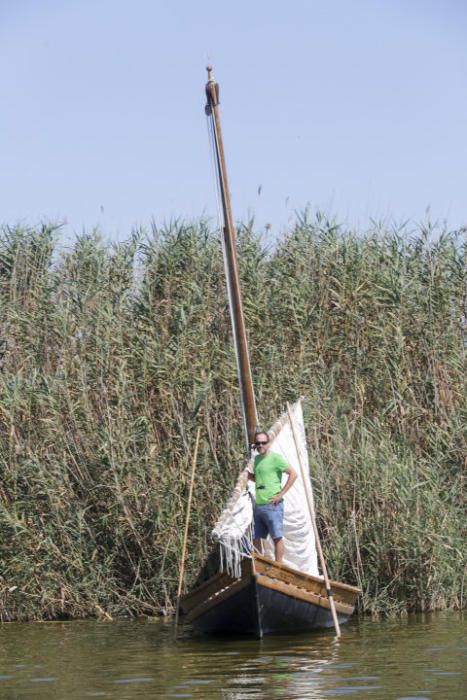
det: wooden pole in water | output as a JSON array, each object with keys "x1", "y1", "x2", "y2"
[
  {"x1": 174, "y1": 427, "x2": 202, "y2": 634},
  {"x1": 286, "y1": 403, "x2": 342, "y2": 638}
]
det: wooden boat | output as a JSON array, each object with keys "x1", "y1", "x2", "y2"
[
  {"x1": 179, "y1": 67, "x2": 360, "y2": 637},
  {"x1": 182, "y1": 553, "x2": 359, "y2": 637}
]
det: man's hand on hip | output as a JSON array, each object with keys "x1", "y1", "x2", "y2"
[{"x1": 269, "y1": 494, "x2": 282, "y2": 505}]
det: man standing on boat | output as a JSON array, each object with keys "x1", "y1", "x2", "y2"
[{"x1": 244, "y1": 431, "x2": 297, "y2": 564}]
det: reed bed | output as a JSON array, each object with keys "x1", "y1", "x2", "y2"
[{"x1": 0, "y1": 217, "x2": 465, "y2": 620}]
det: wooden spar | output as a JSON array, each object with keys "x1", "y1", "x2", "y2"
[
  {"x1": 175, "y1": 426, "x2": 202, "y2": 634},
  {"x1": 205, "y1": 65, "x2": 258, "y2": 452},
  {"x1": 286, "y1": 402, "x2": 342, "y2": 637}
]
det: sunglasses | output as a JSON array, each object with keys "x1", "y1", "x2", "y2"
[{"x1": 254, "y1": 441, "x2": 268, "y2": 446}]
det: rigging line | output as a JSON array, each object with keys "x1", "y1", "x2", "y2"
[
  {"x1": 206, "y1": 114, "x2": 224, "y2": 235},
  {"x1": 209, "y1": 108, "x2": 235, "y2": 243}
]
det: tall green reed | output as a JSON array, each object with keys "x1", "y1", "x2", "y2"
[{"x1": 0, "y1": 218, "x2": 465, "y2": 619}]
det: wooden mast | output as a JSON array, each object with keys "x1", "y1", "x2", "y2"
[{"x1": 205, "y1": 65, "x2": 258, "y2": 452}]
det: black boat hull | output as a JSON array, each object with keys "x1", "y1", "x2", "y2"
[
  {"x1": 192, "y1": 582, "x2": 349, "y2": 639},
  {"x1": 182, "y1": 554, "x2": 358, "y2": 638},
  {"x1": 192, "y1": 576, "x2": 352, "y2": 637}
]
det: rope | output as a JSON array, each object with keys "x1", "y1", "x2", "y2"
[{"x1": 206, "y1": 114, "x2": 224, "y2": 236}]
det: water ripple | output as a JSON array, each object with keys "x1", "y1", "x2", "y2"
[{"x1": 0, "y1": 612, "x2": 464, "y2": 699}]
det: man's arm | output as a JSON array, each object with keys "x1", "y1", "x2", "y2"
[{"x1": 269, "y1": 466, "x2": 297, "y2": 504}]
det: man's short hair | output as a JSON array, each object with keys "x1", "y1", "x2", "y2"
[{"x1": 254, "y1": 430, "x2": 269, "y2": 441}]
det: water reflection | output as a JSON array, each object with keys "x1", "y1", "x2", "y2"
[{"x1": 0, "y1": 612, "x2": 464, "y2": 699}]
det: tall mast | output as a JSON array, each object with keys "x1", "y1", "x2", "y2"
[{"x1": 205, "y1": 65, "x2": 258, "y2": 453}]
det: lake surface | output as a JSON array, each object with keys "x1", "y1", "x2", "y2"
[{"x1": 0, "y1": 612, "x2": 465, "y2": 699}]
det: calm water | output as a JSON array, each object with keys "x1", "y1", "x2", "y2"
[{"x1": 0, "y1": 612, "x2": 465, "y2": 699}]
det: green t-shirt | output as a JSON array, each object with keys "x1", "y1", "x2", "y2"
[{"x1": 254, "y1": 451, "x2": 288, "y2": 505}]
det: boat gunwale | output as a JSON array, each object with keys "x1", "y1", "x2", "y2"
[
  {"x1": 253, "y1": 553, "x2": 361, "y2": 595},
  {"x1": 255, "y1": 573, "x2": 355, "y2": 615},
  {"x1": 183, "y1": 574, "x2": 253, "y2": 623}
]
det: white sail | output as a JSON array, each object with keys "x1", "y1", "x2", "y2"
[{"x1": 212, "y1": 398, "x2": 319, "y2": 577}]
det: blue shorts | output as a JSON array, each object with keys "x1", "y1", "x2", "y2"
[{"x1": 253, "y1": 500, "x2": 284, "y2": 540}]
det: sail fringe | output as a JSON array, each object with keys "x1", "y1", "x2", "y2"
[{"x1": 212, "y1": 471, "x2": 254, "y2": 578}]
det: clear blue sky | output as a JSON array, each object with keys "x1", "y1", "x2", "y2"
[{"x1": 1, "y1": 0, "x2": 466, "y2": 240}]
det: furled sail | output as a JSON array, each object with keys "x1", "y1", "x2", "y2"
[{"x1": 212, "y1": 399, "x2": 319, "y2": 577}]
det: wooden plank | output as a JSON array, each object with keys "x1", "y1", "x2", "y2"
[
  {"x1": 255, "y1": 557, "x2": 326, "y2": 594},
  {"x1": 185, "y1": 575, "x2": 252, "y2": 623},
  {"x1": 181, "y1": 572, "x2": 233, "y2": 614},
  {"x1": 253, "y1": 553, "x2": 359, "y2": 606},
  {"x1": 260, "y1": 565, "x2": 357, "y2": 607},
  {"x1": 254, "y1": 553, "x2": 360, "y2": 593},
  {"x1": 181, "y1": 557, "x2": 254, "y2": 614},
  {"x1": 256, "y1": 574, "x2": 354, "y2": 616}
]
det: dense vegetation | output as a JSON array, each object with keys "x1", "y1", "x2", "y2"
[{"x1": 0, "y1": 217, "x2": 465, "y2": 621}]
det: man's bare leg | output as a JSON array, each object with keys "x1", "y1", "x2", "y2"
[
  {"x1": 253, "y1": 538, "x2": 263, "y2": 554},
  {"x1": 273, "y1": 537, "x2": 284, "y2": 563}
]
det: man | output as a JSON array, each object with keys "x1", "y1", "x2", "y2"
[{"x1": 244, "y1": 430, "x2": 297, "y2": 563}]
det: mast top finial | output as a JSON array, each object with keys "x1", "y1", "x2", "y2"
[{"x1": 205, "y1": 64, "x2": 218, "y2": 113}]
